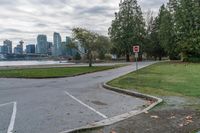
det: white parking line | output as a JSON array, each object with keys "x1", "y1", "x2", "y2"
[
  {"x1": 0, "y1": 101, "x2": 17, "y2": 133},
  {"x1": 64, "y1": 91, "x2": 108, "y2": 119},
  {"x1": 0, "y1": 102, "x2": 14, "y2": 107},
  {"x1": 7, "y1": 102, "x2": 17, "y2": 133}
]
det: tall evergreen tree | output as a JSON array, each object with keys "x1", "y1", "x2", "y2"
[
  {"x1": 148, "y1": 17, "x2": 166, "y2": 60},
  {"x1": 175, "y1": 0, "x2": 200, "y2": 60},
  {"x1": 109, "y1": 0, "x2": 145, "y2": 62},
  {"x1": 158, "y1": 4, "x2": 179, "y2": 59}
]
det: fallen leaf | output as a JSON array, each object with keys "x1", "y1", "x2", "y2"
[
  {"x1": 169, "y1": 116, "x2": 176, "y2": 119},
  {"x1": 150, "y1": 115, "x2": 159, "y2": 119},
  {"x1": 144, "y1": 111, "x2": 149, "y2": 114},
  {"x1": 110, "y1": 131, "x2": 117, "y2": 133},
  {"x1": 178, "y1": 124, "x2": 184, "y2": 127},
  {"x1": 185, "y1": 116, "x2": 192, "y2": 120}
]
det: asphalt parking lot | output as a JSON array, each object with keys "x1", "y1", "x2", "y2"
[{"x1": 0, "y1": 62, "x2": 154, "y2": 133}]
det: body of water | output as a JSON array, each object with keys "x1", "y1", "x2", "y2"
[{"x1": 0, "y1": 60, "x2": 74, "y2": 67}]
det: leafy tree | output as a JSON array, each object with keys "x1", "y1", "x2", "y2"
[
  {"x1": 95, "y1": 36, "x2": 111, "y2": 60},
  {"x1": 71, "y1": 28, "x2": 111, "y2": 67},
  {"x1": 72, "y1": 28, "x2": 99, "y2": 67},
  {"x1": 158, "y1": 4, "x2": 179, "y2": 60},
  {"x1": 174, "y1": 0, "x2": 200, "y2": 60},
  {"x1": 74, "y1": 52, "x2": 81, "y2": 60},
  {"x1": 109, "y1": 0, "x2": 145, "y2": 62},
  {"x1": 143, "y1": 10, "x2": 155, "y2": 59},
  {"x1": 149, "y1": 17, "x2": 166, "y2": 60}
]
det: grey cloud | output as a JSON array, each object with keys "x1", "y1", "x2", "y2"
[
  {"x1": 35, "y1": 23, "x2": 48, "y2": 27},
  {"x1": 80, "y1": 5, "x2": 115, "y2": 15},
  {"x1": 0, "y1": 0, "x2": 17, "y2": 5},
  {"x1": 0, "y1": 0, "x2": 167, "y2": 46},
  {"x1": 0, "y1": 28, "x2": 22, "y2": 34}
]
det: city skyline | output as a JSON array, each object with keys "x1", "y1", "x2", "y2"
[
  {"x1": 0, "y1": 32, "x2": 83, "y2": 59},
  {"x1": 0, "y1": 0, "x2": 168, "y2": 47}
]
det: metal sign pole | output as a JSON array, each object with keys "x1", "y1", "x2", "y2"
[
  {"x1": 135, "y1": 52, "x2": 138, "y2": 71},
  {"x1": 133, "y1": 45, "x2": 140, "y2": 71}
]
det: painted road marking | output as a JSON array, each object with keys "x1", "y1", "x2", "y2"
[
  {"x1": 0, "y1": 101, "x2": 17, "y2": 133},
  {"x1": 64, "y1": 91, "x2": 108, "y2": 119},
  {"x1": 0, "y1": 102, "x2": 14, "y2": 107}
]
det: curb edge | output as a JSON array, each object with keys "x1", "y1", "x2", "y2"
[{"x1": 61, "y1": 83, "x2": 163, "y2": 133}]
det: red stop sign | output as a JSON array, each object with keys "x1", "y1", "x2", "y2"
[{"x1": 133, "y1": 46, "x2": 140, "y2": 53}]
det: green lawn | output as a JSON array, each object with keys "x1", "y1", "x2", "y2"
[
  {"x1": 109, "y1": 62, "x2": 200, "y2": 97},
  {"x1": 0, "y1": 65, "x2": 124, "y2": 78}
]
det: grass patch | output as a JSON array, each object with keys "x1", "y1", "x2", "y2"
[
  {"x1": 109, "y1": 62, "x2": 200, "y2": 97},
  {"x1": 0, "y1": 65, "x2": 125, "y2": 78}
]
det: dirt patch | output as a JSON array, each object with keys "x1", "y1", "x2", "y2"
[
  {"x1": 84, "y1": 108, "x2": 200, "y2": 133},
  {"x1": 79, "y1": 96, "x2": 200, "y2": 133}
]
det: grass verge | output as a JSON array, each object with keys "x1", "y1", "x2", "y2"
[
  {"x1": 0, "y1": 64, "x2": 126, "y2": 78},
  {"x1": 108, "y1": 62, "x2": 200, "y2": 98}
]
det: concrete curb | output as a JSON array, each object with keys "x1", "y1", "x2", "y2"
[
  {"x1": 103, "y1": 83, "x2": 163, "y2": 113},
  {"x1": 61, "y1": 83, "x2": 163, "y2": 133}
]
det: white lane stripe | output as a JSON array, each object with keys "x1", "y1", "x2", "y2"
[
  {"x1": 0, "y1": 102, "x2": 14, "y2": 107},
  {"x1": 0, "y1": 101, "x2": 17, "y2": 133},
  {"x1": 7, "y1": 102, "x2": 17, "y2": 133},
  {"x1": 64, "y1": 91, "x2": 108, "y2": 119}
]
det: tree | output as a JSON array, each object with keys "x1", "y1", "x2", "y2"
[
  {"x1": 158, "y1": 4, "x2": 179, "y2": 60},
  {"x1": 149, "y1": 17, "x2": 166, "y2": 60},
  {"x1": 174, "y1": 0, "x2": 200, "y2": 60},
  {"x1": 72, "y1": 28, "x2": 99, "y2": 67},
  {"x1": 109, "y1": 0, "x2": 145, "y2": 62},
  {"x1": 95, "y1": 36, "x2": 112, "y2": 60},
  {"x1": 71, "y1": 28, "x2": 111, "y2": 67},
  {"x1": 143, "y1": 10, "x2": 155, "y2": 59},
  {"x1": 74, "y1": 52, "x2": 81, "y2": 60}
]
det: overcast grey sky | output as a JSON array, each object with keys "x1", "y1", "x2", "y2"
[{"x1": 0, "y1": 0, "x2": 167, "y2": 46}]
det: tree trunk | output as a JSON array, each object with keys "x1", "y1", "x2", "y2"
[
  {"x1": 154, "y1": 56, "x2": 157, "y2": 61},
  {"x1": 126, "y1": 53, "x2": 130, "y2": 62},
  {"x1": 88, "y1": 52, "x2": 92, "y2": 67},
  {"x1": 159, "y1": 56, "x2": 162, "y2": 61}
]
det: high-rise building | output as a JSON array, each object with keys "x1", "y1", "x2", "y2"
[
  {"x1": 61, "y1": 42, "x2": 67, "y2": 56},
  {"x1": 0, "y1": 46, "x2": 3, "y2": 53},
  {"x1": 3, "y1": 40, "x2": 12, "y2": 54},
  {"x1": 47, "y1": 42, "x2": 53, "y2": 55},
  {"x1": 66, "y1": 36, "x2": 73, "y2": 57},
  {"x1": 26, "y1": 44, "x2": 35, "y2": 54},
  {"x1": 36, "y1": 35, "x2": 48, "y2": 54},
  {"x1": 0, "y1": 45, "x2": 8, "y2": 54},
  {"x1": 53, "y1": 32, "x2": 62, "y2": 56},
  {"x1": 14, "y1": 40, "x2": 23, "y2": 54}
]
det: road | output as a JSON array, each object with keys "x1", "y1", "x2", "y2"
[{"x1": 0, "y1": 62, "x2": 154, "y2": 133}]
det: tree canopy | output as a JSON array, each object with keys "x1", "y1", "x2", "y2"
[
  {"x1": 109, "y1": 0, "x2": 145, "y2": 61},
  {"x1": 109, "y1": 0, "x2": 200, "y2": 62},
  {"x1": 71, "y1": 28, "x2": 111, "y2": 67}
]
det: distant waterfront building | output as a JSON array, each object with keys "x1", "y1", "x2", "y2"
[
  {"x1": 14, "y1": 40, "x2": 24, "y2": 54},
  {"x1": 26, "y1": 44, "x2": 35, "y2": 54},
  {"x1": 53, "y1": 32, "x2": 62, "y2": 56},
  {"x1": 61, "y1": 42, "x2": 67, "y2": 56},
  {"x1": 47, "y1": 42, "x2": 53, "y2": 55},
  {"x1": 0, "y1": 45, "x2": 3, "y2": 53},
  {"x1": 0, "y1": 40, "x2": 12, "y2": 54},
  {"x1": 3, "y1": 40, "x2": 12, "y2": 54},
  {"x1": 36, "y1": 35, "x2": 48, "y2": 54},
  {"x1": 65, "y1": 36, "x2": 73, "y2": 57},
  {"x1": 0, "y1": 45, "x2": 8, "y2": 54}
]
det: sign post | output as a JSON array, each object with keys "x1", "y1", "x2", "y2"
[{"x1": 133, "y1": 45, "x2": 140, "y2": 71}]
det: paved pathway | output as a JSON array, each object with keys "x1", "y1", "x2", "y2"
[{"x1": 0, "y1": 62, "x2": 154, "y2": 133}]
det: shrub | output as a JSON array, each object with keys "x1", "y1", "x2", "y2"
[{"x1": 105, "y1": 54, "x2": 112, "y2": 60}]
